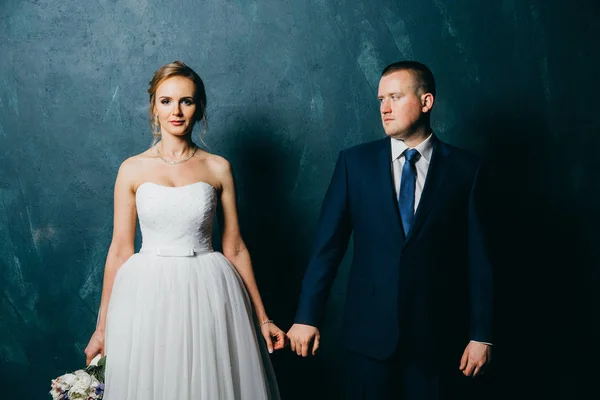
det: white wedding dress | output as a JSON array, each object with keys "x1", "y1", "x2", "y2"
[{"x1": 103, "y1": 181, "x2": 280, "y2": 399}]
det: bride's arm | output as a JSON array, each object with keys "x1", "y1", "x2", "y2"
[
  {"x1": 84, "y1": 160, "x2": 137, "y2": 364},
  {"x1": 215, "y1": 157, "x2": 285, "y2": 352},
  {"x1": 217, "y1": 158, "x2": 268, "y2": 321}
]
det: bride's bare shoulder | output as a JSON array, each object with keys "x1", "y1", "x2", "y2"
[
  {"x1": 197, "y1": 150, "x2": 230, "y2": 173},
  {"x1": 193, "y1": 150, "x2": 232, "y2": 188},
  {"x1": 118, "y1": 148, "x2": 157, "y2": 177}
]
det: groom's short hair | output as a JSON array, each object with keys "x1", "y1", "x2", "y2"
[{"x1": 381, "y1": 61, "x2": 436, "y2": 97}]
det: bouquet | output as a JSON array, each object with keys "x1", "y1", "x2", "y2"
[{"x1": 49, "y1": 355, "x2": 106, "y2": 399}]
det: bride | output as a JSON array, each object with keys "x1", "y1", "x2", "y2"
[{"x1": 84, "y1": 61, "x2": 285, "y2": 399}]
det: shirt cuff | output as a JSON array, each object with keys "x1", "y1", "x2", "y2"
[{"x1": 470, "y1": 340, "x2": 493, "y2": 346}]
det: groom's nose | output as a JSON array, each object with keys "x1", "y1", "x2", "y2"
[{"x1": 380, "y1": 99, "x2": 391, "y2": 114}]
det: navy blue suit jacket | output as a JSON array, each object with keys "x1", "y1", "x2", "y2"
[{"x1": 294, "y1": 136, "x2": 493, "y2": 361}]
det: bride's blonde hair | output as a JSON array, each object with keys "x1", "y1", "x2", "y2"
[{"x1": 148, "y1": 61, "x2": 208, "y2": 146}]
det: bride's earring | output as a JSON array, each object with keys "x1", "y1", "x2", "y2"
[{"x1": 152, "y1": 114, "x2": 161, "y2": 141}]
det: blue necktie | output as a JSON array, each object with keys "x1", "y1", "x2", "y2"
[{"x1": 399, "y1": 149, "x2": 420, "y2": 237}]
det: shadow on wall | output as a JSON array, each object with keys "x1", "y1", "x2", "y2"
[
  {"x1": 211, "y1": 113, "x2": 338, "y2": 399},
  {"x1": 449, "y1": 104, "x2": 596, "y2": 400},
  {"x1": 205, "y1": 108, "x2": 599, "y2": 400}
]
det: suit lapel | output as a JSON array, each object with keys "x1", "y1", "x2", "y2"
[
  {"x1": 372, "y1": 137, "x2": 405, "y2": 237},
  {"x1": 404, "y1": 135, "x2": 451, "y2": 245}
]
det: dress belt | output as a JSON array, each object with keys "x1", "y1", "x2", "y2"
[{"x1": 139, "y1": 247, "x2": 213, "y2": 257}]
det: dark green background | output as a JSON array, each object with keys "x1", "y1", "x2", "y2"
[{"x1": 1, "y1": 0, "x2": 598, "y2": 398}]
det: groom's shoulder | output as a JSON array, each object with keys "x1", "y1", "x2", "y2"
[
  {"x1": 437, "y1": 138, "x2": 482, "y2": 176},
  {"x1": 440, "y1": 139, "x2": 481, "y2": 166}
]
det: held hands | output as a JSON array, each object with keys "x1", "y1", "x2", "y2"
[
  {"x1": 459, "y1": 341, "x2": 492, "y2": 377},
  {"x1": 287, "y1": 323, "x2": 320, "y2": 357},
  {"x1": 260, "y1": 321, "x2": 287, "y2": 354},
  {"x1": 84, "y1": 329, "x2": 105, "y2": 366}
]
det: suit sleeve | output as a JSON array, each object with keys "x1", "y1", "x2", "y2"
[
  {"x1": 467, "y1": 164, "x2": 494, "y2": 343},
  {"x1": 294, "y1": 151, "x2": 353, "y2": 327}
]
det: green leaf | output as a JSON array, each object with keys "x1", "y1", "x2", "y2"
[{"x1": 84, "y1": 356, "x2": 106, "y2": 383}]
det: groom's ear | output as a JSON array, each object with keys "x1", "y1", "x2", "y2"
[{"x1": 421, "y1": 92, "x2": 434, "y2": 113}]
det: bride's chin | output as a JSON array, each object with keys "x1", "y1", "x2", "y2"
[{"x1": 163, "y1": 129, "x2": 193, "y2": 138}]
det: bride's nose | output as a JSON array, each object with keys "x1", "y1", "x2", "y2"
[{"x1": 171, "y1": 104, "x2": 183, "y2": 116}]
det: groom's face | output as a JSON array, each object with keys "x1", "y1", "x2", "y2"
[{"x1": 377, "y1": 70, "x2": 428, "y2": 139}]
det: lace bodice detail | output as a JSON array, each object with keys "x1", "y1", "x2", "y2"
[{"x1": 135, "y1": 182, "x2": 217, "y2": 253}]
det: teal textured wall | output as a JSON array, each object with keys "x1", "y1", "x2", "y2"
[{"x1": 1, "y1": 0, "x2": 598, "y2": 398}]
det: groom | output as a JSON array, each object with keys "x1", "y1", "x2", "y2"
[{"x1": 287, "y1": 61, "x2": 493, "y2": 399}]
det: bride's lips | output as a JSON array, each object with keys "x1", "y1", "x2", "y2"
[{"x1": 169, "y1": 120, "x2": 185, "y2": 126}]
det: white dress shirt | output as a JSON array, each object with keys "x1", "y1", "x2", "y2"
[
  {"x1": 391, "y1": 134, "x2": 434, "y2": 207},
  {"x1": 390, "y1": 134, "x2": 492, "y2": 347}
]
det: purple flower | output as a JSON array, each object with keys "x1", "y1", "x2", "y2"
[{"x1": 95, "y1": 383, "x2": 105, "y2": 395}]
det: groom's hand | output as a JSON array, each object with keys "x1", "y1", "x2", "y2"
[
  {"x1": 287, "y1": 323, "x2": 320, "y2": 357},
  {"x1": 459, "y1": 342, "x2": 492, "y2": 377}
]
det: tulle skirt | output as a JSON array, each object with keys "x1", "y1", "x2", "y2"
[{"x1": 103, "y1": 251, "x2": 280, "y2": 400}]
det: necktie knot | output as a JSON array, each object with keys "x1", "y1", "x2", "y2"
[{"x1": 403, "y1": 148, "x2": 420, "y2": 164}]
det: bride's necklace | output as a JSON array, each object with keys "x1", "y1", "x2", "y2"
[{"x1": 155, "y1": 144, "x2": 198, "y2": 165}]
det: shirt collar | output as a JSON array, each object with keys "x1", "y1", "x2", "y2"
[{"x1": 391, "y1": 133, "x2": 434, "y2": 162}]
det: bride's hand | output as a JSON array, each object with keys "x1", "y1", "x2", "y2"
[
  {"x1": 84, "y1": 329, "x2": 105, "y2": 366},
  {"x1": 260, "y1": 322, "x2": 287, "y2": 354}
]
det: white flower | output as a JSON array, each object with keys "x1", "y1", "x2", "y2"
[
  {"x1": 50, "y1": 371, "x2": 79, "y2": 399},
  {"x1": 87, "y1": 375, "x2": 102, "y2": 399},
  {"x1": 67, "y1": 370, "x2": 94, "y2": 399},
  {"x1": 60, "y1": 372, "x2": 77, "y2": 386},
  {"x1": 49, "y1": 380, "x2": 64, "y2": 400}
]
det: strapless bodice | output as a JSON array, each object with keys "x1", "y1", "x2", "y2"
[{"x1": 135, "y1": 182, "x2": 217, "y2": 255}]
